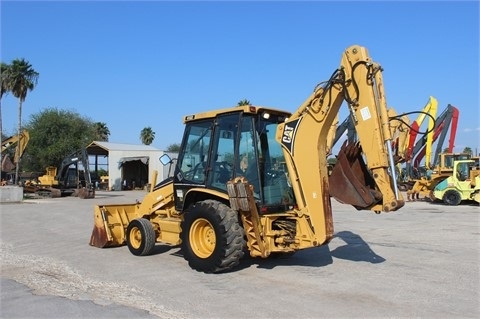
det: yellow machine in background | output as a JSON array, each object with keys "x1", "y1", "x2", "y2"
[
  {"x1": 1, "y1": 130, "x2": 30, "y2": 185},
  {"x1": 25, "y1": 148, "x2": 95, "y2": 198},
  {"x1": 387, "y1": 108, "x2": 412, "y2": 165},
  {"x1": 37, "y1": 166, "x2": 59, "y2": 187},
  {"x1": 406, "y1": 152, "x2": 471, "y2": 201},
  {"x1": 432, "y1": 159, "x2": 480, "y2": 205},
  {"x1": 90, "y1": 44, "x2": 405, "y2": 273}
]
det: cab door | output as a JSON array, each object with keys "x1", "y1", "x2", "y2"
[{"x1": 173, "y1": 120, "x2": 213, "y2": 210}]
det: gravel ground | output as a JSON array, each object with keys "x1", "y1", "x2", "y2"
[{"x1": 1, "y1": 190, "x2": 479, "y2": 318}]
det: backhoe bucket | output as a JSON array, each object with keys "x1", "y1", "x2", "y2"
[
  {"x1": 329, "y1": 141, "x2": 382, "y2": 209},
  {"x1": 76, "y1": 187, "x2": 95, "y2": 199}
]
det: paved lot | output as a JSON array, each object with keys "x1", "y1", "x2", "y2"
[{"x1": 1, "y1": 190, "x2": 479, "y2": 318}]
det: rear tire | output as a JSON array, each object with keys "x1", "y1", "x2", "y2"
[
  {"x1": 443, "y1": 190, "x2": 462, "y2": 206},
  {"x1": 181, "y1": 200, "x2": 245, "y2": 273},
  {"x1": 127, "y1": 218, "x2": 156, "y2": 256}
]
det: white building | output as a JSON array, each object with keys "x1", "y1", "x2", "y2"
[{"x1": 86, "y1": 141, "x2": 177, "y2": 191}]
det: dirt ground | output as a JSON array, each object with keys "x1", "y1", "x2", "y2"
[{"x1": 1, "y1": 190, "x2": 479, "y2": 318}]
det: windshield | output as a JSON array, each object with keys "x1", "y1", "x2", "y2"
[{"x1": 176, "y1": 122, "x2": 212, "y2": 184}]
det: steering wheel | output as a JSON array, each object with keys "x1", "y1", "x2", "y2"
[
  {"x1": 265, "y1": 169, "x2": 286, "y2": 186},
  {"x1": 183, "y1": 162, "x2": 206, "y2": 182}
]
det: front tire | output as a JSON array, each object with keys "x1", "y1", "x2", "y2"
[
  {"x1": 181, "y1": 200, "x2": 245, "y2": 273},
  {"x1": 127, "y1": 218, "x2": 156, "y2": 256},
  {"x1": 443, "y1": 189, "x2": 462, "y2": 206}
]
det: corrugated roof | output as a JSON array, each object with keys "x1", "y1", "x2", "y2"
[{"x1": 86, "y1": 141, "x2": 160, "y2": 155}]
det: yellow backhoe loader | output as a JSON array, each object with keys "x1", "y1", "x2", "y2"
[{"x1": 90, "y1": 44, "x2": 405, "y2": 273}]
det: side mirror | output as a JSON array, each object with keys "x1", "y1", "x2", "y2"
[{"x1": 160, "y1": 154, "x2": 172, "y2": 166}]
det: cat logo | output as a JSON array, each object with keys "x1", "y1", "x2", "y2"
[
  {"x1": 281, "y1": 118, "x2": 302, "y2": 155},
  {"x1": 283, "y1": 128, "x2": 294, "y2": 143}
]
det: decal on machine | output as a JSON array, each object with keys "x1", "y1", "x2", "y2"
[
  {"x1": 360, "y1": 106, "x2": 372, "y2": 121},
  {"x1": 281, "y1": 117, "x2": 302, "y2": 156}
]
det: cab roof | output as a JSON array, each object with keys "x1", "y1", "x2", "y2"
[{"x1": 183, "y1": 105, "x2": 291, "y2": 123}]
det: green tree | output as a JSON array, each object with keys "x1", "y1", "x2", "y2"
[
  {"x1": 22, "y1": 108, "x2": 97, "y2": 172},
  {"x1": 93, "y1": 122, "x2": 110, "y2": 141},
  {"x1": 166, "y1": 143, "x2": 180, "y2": 152},
  {"x1": 140, "y1": 126, "x2": 155, "y2": 145},
  {"x1": 463, "y1": 147, "x2": 472, "y2": 156},
  {"x1": 237, "y1": 99, "x2": 251, "y2": 106},
  {"x1": 9, "y1": 58, "x2": 39, "y2": 183}
]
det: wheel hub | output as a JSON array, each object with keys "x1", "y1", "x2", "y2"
[
  {"x1": 129, "y1": 226, "x2": 142, "y2": 249},
  {"x1": 190, "y1": 218, "x2": 216, "y2": 258}
]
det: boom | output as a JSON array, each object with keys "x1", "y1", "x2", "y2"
[
  {"x1": 277, "y1": 45, "x2": 404, "y2": 245},
  {"x1": 1, "y1": 130, "x2": 30, "y2": 180},
  {"x1": 406, "y1": 104, "x2": 459, "y2": 177},
  {"x1": 405, "y1": 96, "x2": 438, "y2": 168}
]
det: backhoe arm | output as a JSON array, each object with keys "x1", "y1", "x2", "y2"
[
  {"x1": 1, "y1": 130, "x2": 30, "y2": 165},
  {"x1": 277, "y1": 45, "x2": 404, "y2": 231}
]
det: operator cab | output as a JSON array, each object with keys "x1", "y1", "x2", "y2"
[{"x1": 171, "y1": 105, "x2": 295, "y2": 213}]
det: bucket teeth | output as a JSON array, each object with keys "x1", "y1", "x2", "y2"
[{"x1": 89, "y1": 225, "x2": 109, "y2": 248}]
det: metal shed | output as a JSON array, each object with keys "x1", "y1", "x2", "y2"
[{"x1": 86, "y1": 141, "x2": 177, "y2": 191}]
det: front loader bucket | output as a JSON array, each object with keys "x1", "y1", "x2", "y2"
[
  {"x1": 329, "y1": 141, "x2": 382, "y2": 209},
  {"x1": 89, "y1": 206, "x2": 112, "y2": 248},
  {"x1": 89, "y1": 204, "x2": 132, "y2": 248}
]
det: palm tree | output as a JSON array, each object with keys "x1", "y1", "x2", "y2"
[
  {"x1": 140, "y1": 126, "x2": 155, "y2": 145},
  {"x1": 9, "y1": 58, "x2": 39, "y2": 184},
  {"x1": 237, "y1": 99, "x2": 251, "y2": 106},
  {"x1": 93, "y1": 122, "x2": 110, "y2": 141},
  {"x1": 0, "y1": 62, "x2": 12, "y2": 179}
]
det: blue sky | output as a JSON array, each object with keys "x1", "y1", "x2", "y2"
[{"x1": 1, "y1": 0, "x2": 479, "y2": 156}]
